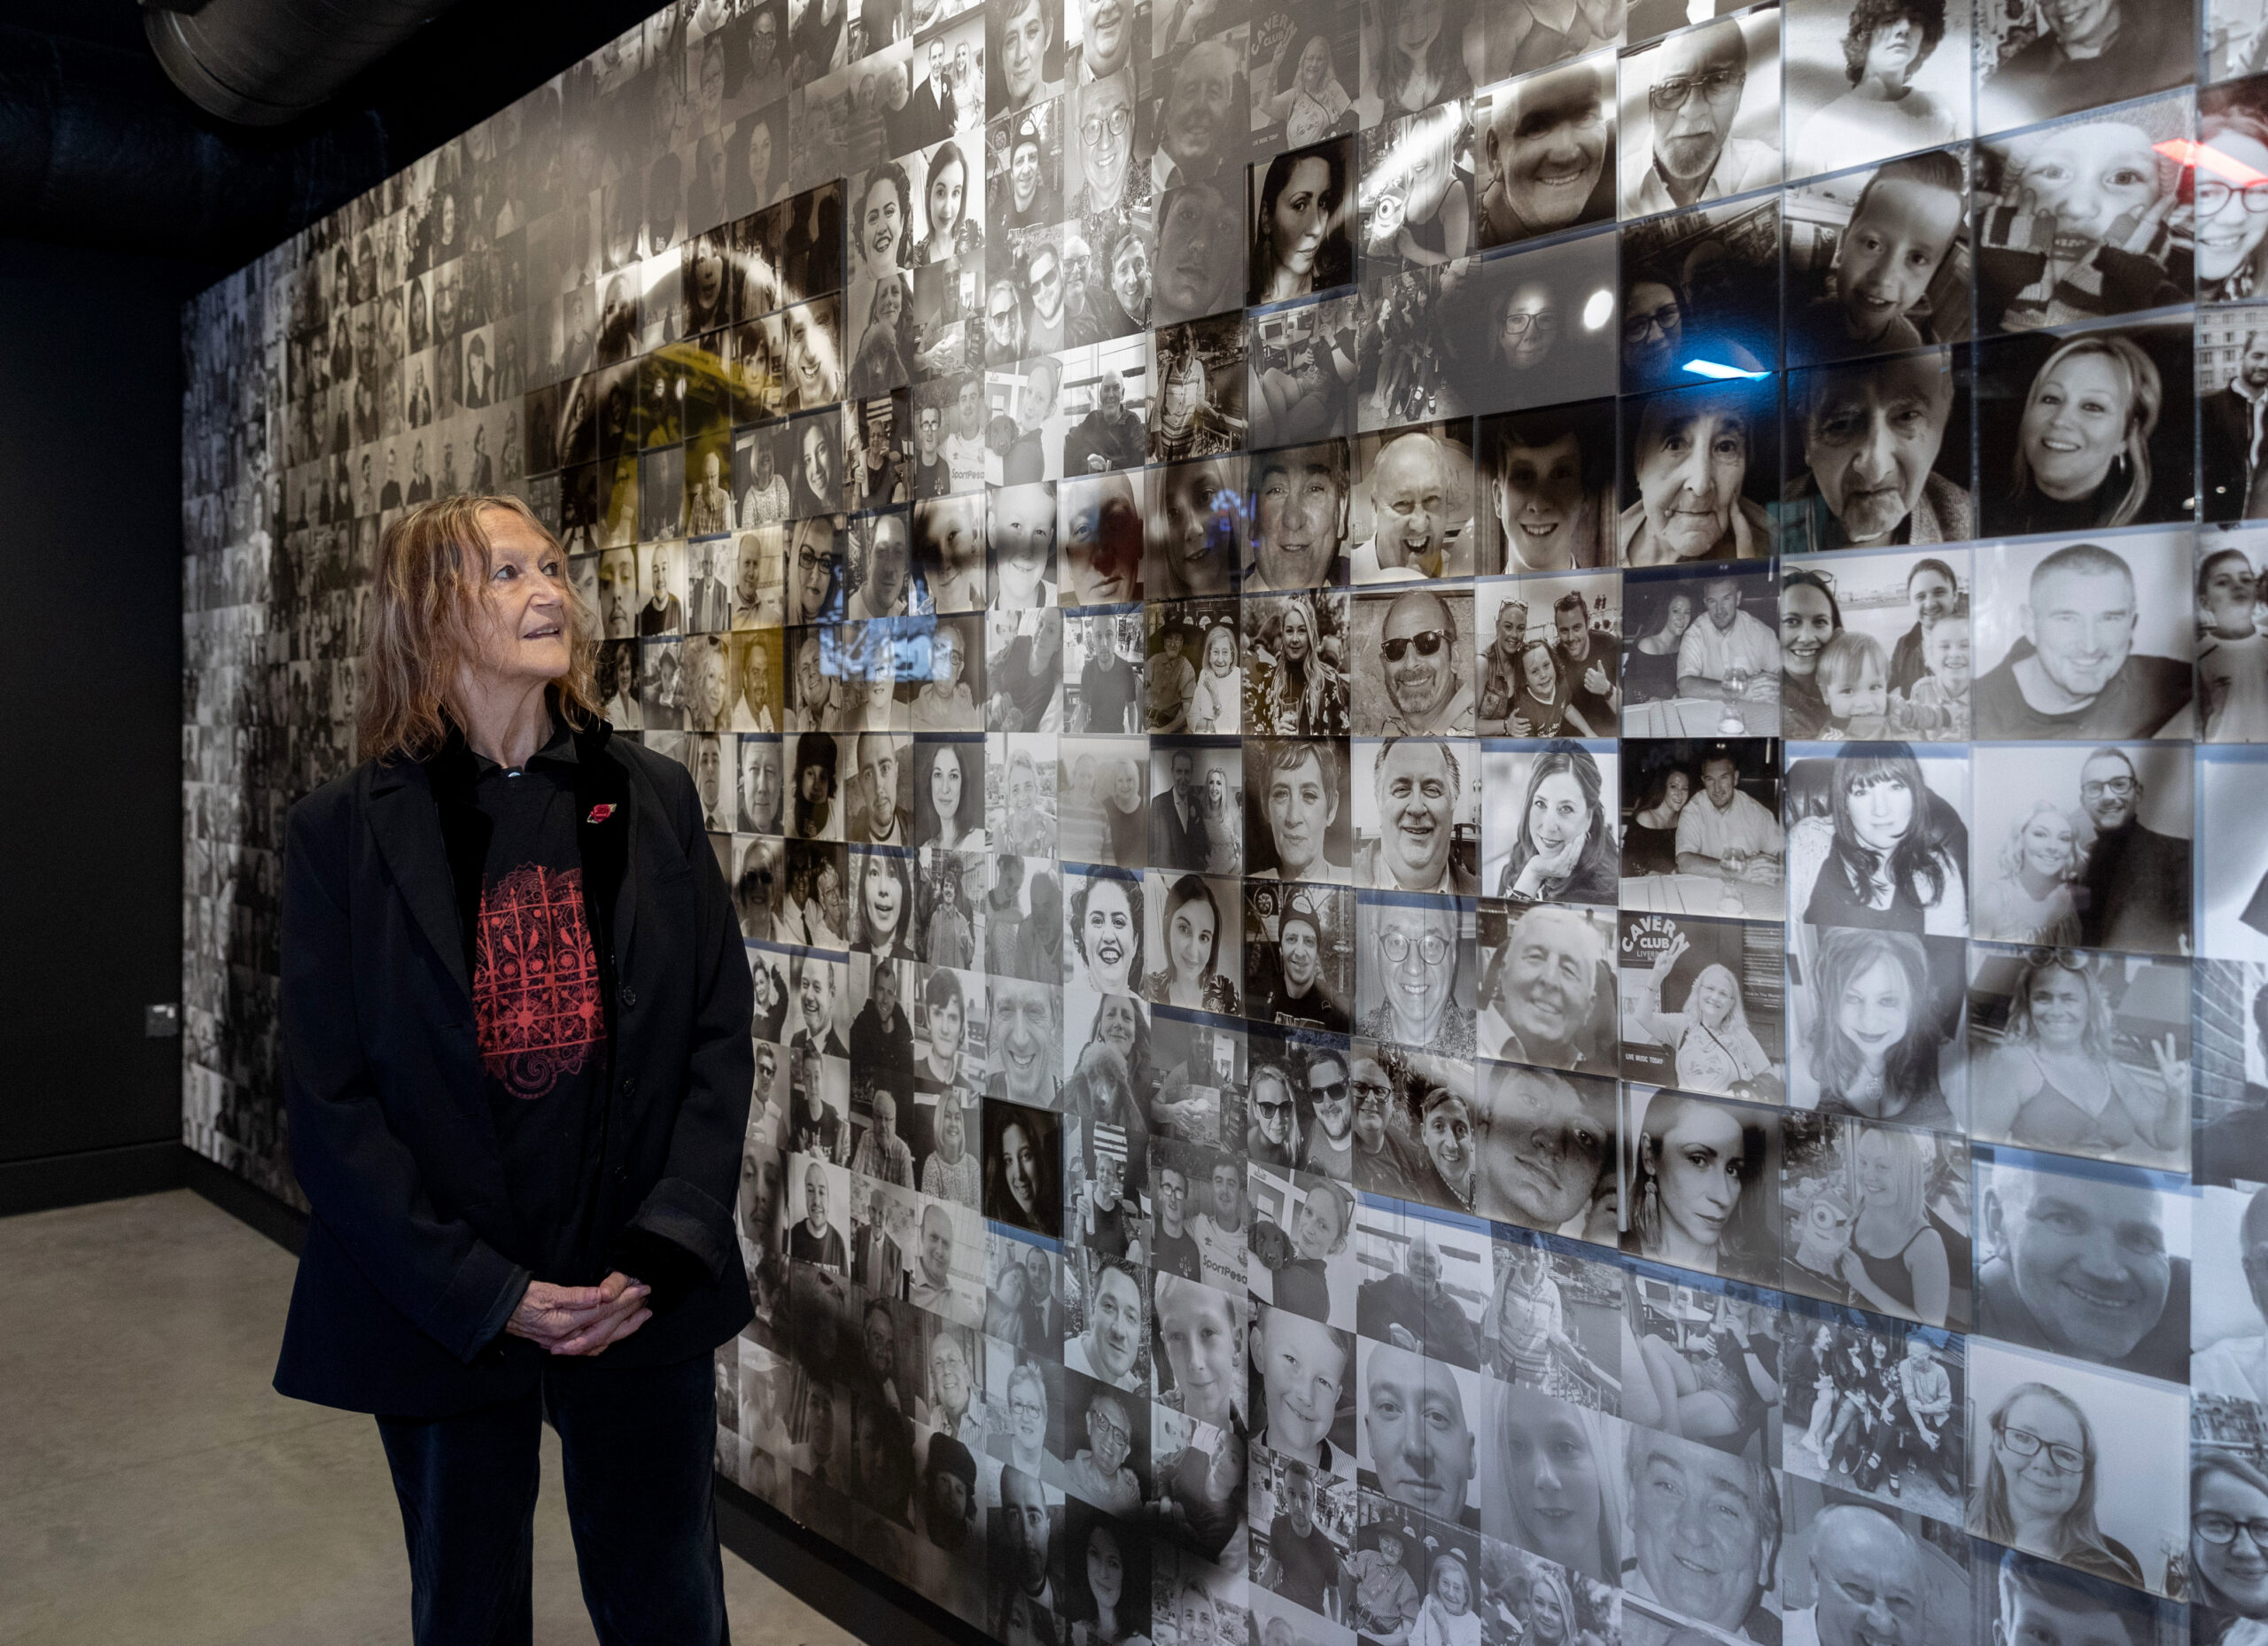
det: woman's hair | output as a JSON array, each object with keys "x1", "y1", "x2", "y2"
[
  {"x1": 1984, "y1": 1383, "x2": 2114, "y2": 1560},
  {"x1": 1487, "y1": 1383, "x2": 1627, "y2": 1579},
  {"x1": 1839, "y1": 0, "x2": 1946, "y2": 82},
  {"x1": 2006, "y1": 954, "x2": 2117, "y2": 1059},
  {"x1": 851, "y1": 850, "x2": 915, "y2": 952},
  {"x1": 916, "y1": 739, "x2": 979, "y2": 844},
  {"x1": 1204, "y1": 622, "x2": 1240, "y2": 664},
  {"x1": 926, "y1": 140, "x2": 970, "y2": 237},
  {"x1": 1682, "y1": 963, "x2": 1752, "y2": 1036},
  {"x1": 1781, "y1": 566, "x2": 1846, "y2": 633},
  {"x1": 1163, "y1": 873, "x2": 1223, "y2": 977},
  {"x1": 1823, "y1": 742, "x2": 1955, "y2": 911},
  {"x1": 1511, "y1": 742, "x2": 1617, "y2": 889},
  {"x1": 1806, "y1": 928, "x2": 1943, "y2": 1107},
  {"x1": 1070, "y1": 872, "x2": 1146, "y2": 977},
  {"x1": 1253, "y1": 143, "x2": 1353, "y2": 300},
  {"x1": 1302, "y1": 1177, "x2": 1357, "y2": 1254},
  {"x1": 361, "y1": 495, "x2": 602, "y2": 764},
  {"x1": 2193, "y1": 1450, "x2": 2268, "y2": 1615},
  {"x1": 2013, "y1": 335, "x2": 2162, "y2": 529},
  {"x1": 1852, "y1": 1121, "x2": 1931, "y2": 1232},
  {"x1": 1996, "y1": 798, "x2": 2082, "y2": 882},
  {"x1": 1390, "y1": 0, "x2": 1470, "y2": 89},
  {"x1": 2202, "y1": 108, "x2": 2268, "y2": 298},
  {"x1": 866, "y1": 162, "x2": 915, "y2": 268}
]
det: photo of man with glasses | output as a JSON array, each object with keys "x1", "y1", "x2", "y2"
[{"x1": 1621, "y1": 16, "x2": 1781, "y2": 218}]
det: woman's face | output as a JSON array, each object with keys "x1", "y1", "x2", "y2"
[
  {"x1": 930, "y1": 749, "x2": 964, "y2": 823},
  {"x1": 1282, "y1": 604, "x2": 1313, "y2": 661},
  {"x1": 1087, "y1": 1526, "x2": 1125, "y2": 1611},
  {"x1": 1395, "y1": 0, "x2": 1444, "y2": 58},
  {"x1": 1662, "y1": 594, "x2": 1695, "y2": 639},
  {"x1": 1002, "y1": 1122, "x2": 1039, "y2": 1215},
  {"x1": 1083, "y1": 881, "x2": 1137, "y2": 988},
  {"x1": 2200, "y1": 132, "x2": 2268, "y2": 282},
  {"x1": 1205, "y1": 626, "x2": 1235, "y2": 674},
  {"x1": 2021, "y1": 353, "x2": 2130, "y2": 501},
  {"x1": 1113, "y1": 761, "x2": 1142, "y2": 811},
  {"x1": 1270, "y1": 158, "x2": 1334, "y2": 280},
  {"x1": 1436, "y1": 1564, "x2": 1468, "y2": 1612},
  {"x1": 1662, "y1": 771, "x2": 1692, "y2": 814},
  {"x1": 1010, "y1": 763, "x2": 1037, "y2": 810},
  {"x1": 2000, "y1": 1394, "x2": 2085, "y2": 1525},
  {"x1": 1500, "y1": 1386, "x2": 1604, "y2": 1573},
  {"x1": 1527, "y1": 769, "x2": 1592, "y2": 859},
  {"x1": 1655, "y1": 1104, "x2": 1744, "y2": 1251},
  {"x1": 1423, "y1": 1098, "x2": 1474, "y2": 1185},
  {"x1": 1690, "y1": 971, "x2": 1736, "y2": 1029},
  {"x1": 928, "y1": 159, "x2": 965, "y2": 236},
  {"x1": 1530, "y1": 1586, "x2": 1565, "y2": 1639},
  {"x1": 748, "y1": 123, "x2": 775, "y2": 194},
  {"x1": 1780, "y1": 584, "x2": 1837, "y2": 678},
  {"x1": 863, "y1": 178, "x2": 903, "y2": 267},
  {"x1": 864, "y1": 858, "x2": 904, "y2": 936},
  {"x1": 1298, "y1": 35, "x2": 1331, "y2": 89},
  {"x1": 1499, "y1": 283, "x2": 1558, "y2": 369},
  {"x1": 875, "y1": 278, "x2": 905, "y2": 327},
  {"x1": 1838, "y1": 954, "x2": 1914, "y2": 1070},
  {"x1": 2198, "y1": 1469, "x2": 2268, "y2": 1611},
  {"x1": 1097, "y1": 995, "x2": 1139, "y2": 1059},
  {"x1": 1170, "y1": 892, "x2": 1217, "y2": 979},
  {"x1": 2025, "y1": 967, "x2": 2091, "y2": 1050},
  {"x1": 2019, "y1": 810, "x2": 2077, "y2": 877},
  {"x1": 1846, "y1": 773, "x2": 1915, "y2": 855}
]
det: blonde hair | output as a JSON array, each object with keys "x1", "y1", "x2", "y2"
[
  {"x1": 1815, "y1": 629, "x2": 1887, "y2": 694},
  {"x1": 360, "y1": 494, "x2": 599, "y2": 764}
]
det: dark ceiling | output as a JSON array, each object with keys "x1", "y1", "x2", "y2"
[{"x1": 0, "y1": 0, "x2": 665, "y2": 275}]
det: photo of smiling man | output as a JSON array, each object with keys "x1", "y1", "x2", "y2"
[
  {"x1": 1971, "y1": 533, "x2": 2194, "y2": 740},
  {"x1": 1355, "y1": 589, "x2": 1478, "y2": 737},
  {"x1": 1250, "y1": 437, "x2": 1354, "y2": 590},
  {"x1": 1353, "y1": 740, "x2": 1480, "y2": 895}
]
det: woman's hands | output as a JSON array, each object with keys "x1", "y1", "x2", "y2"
[{"x1": 505, "y1": 1271, "x2": 652, "y2": 1356}]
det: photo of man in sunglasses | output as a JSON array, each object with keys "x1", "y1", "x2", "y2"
[{"x1": 1367, "y1": 590, "x2": 1476, "y2": 735}]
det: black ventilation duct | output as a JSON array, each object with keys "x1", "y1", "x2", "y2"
[{"x1": 144, "y1": 0, "x2": 466, "y2": 128}]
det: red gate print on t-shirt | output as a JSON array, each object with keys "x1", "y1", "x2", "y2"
[{"x1": 473, "y1": 865, "x2": 603, "y2": 1100}]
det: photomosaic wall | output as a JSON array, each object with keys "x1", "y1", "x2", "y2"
[{"x1": 180, "y1": 0, "x2": 2268, "y2": 1637}]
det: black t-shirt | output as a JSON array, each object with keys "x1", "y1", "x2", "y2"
[
  {"x1": 471, "y1": 735, "x2": 607, "y2": 1279},
  {"x1": 1081, "y1": 655, "x2": 1138, "y2": 733}
]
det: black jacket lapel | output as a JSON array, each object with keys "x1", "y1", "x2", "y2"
[{"x1": 365, "y1": 757, "x2": 477, "y2": 1008}]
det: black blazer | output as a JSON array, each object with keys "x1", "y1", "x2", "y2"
[{"x1": 274, "y1": 720, "x2": 754, "y2": 1417}]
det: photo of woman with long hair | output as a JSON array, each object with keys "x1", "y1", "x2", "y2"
[
  {"x1": 915, "y1": 738, "x2": 985, "y2": 851},
  {"x1": 1630, "y1": 933, "x2": 1779, "y2": 1101},
  {"x1": 1142, "y1": 873, "x2": 1241, "y2": 1015},
  {"x1": 1620, "y1": 1088, "x2": 1775, "y2": 1283},
  {"x1": 1249, "y1": 140, "x2": 1355, "y2": 307},
  {"x1": 1786, "y1": 745, "x2": 1967, "y2": 936},
  {"x1": 1975, "y1": 1381, "x2": 2145, "y2": 1589},
  {"x1": 1974, "y1": 799, "x2": 2083, "y2": 944},
  {"x1": 1799, "y1": 927, "x2": 1958, "y2": 1130},
  {"x1": 1495, "y1": 743, "x2": 1618, "y2": 905}
]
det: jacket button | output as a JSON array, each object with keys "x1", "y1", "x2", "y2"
[
  {"x1": 620, "y1": 985, "x2": 637, "y2": 1008},
  {"x1": 621, "y1": 1075, "x2": 639, "y2": 1097}
]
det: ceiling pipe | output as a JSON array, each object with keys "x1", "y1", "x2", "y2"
[{"x1": 144, "y1": 0, "x2": 466, "y2": 128}]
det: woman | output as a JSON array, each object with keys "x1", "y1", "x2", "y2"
[
  {"x1": 916, "y1": 740, "x2": 984, "y2": 852},
  {"x1": 1997, "y1": 333, "x2": 2164, "y2": 535},
  {"x1": 1786, "y1": 744, "x2": 1967, "y2": 936},
  {"x1": 2192, "y1": 1451, "x2": 2268, "y2": 1641},
  {"x1": 1498, "y1": 743, "x2": 1617, "y2": 905},
  {"x1": 1247, "y1": 594, "x2": 1351, "y2": 735},
  {"x1": 1200, "y1": 765, "x2": 1240, "y2": 876},
  {"x1": 1377, "y1": 0, "x2": 1472, "y2": 122},
  {"x1": 1791, "y1": 1322, "x2": 1840, "y2": 1457},
  {"x1": 913, "y1": 140, "x2": 983, "y2": 265},
  {"x1": 1014, "y1": 868, "x2": 1065, "y2": 985},
  {"x1": 1412, "y1": 1549, "x2": 1480, "y2": 1646},
  {"x1": 849, "y1": 274, "x2": 913, "y2": 396},
  {"x1": 922, "y1": 1095, "x2": 981, "y2": 1207},
  {"x1": 1839, "y1": 1124, "x2": 1952, "y2": 1326},
  {"x1": 1978, "y1": 1382, "x2": 2145, "y2": 1589},
  {"x1": 2201, "y1": 106, "x2": 2268, "y2": 303},
  {"x1": 1487, "y1": 1384, "x2": 1625, "y2": 1586},
  {"x1": 1623, "y1": 770, "x2": 1689, "y2": 878},
  {"x1": 912, "y1": 618, "x2": 982, "y2": 732},
  {"x1": 1188, "y1": 625, "x2": 1241, "y2": 734},
  {"x1": 1975, "y1": 800, "x2": 2084, "y2": 944},
  {"x1": 1270, "y1": 1178, "x2": 1354, "y2": 1321},
  {"x1": 1623, "y1": 1090, "x2": 1759, "y2": 1277},
  {"x1": 734, "y1": 633, "x2": 781, "y2": 734},
  {"x1": 1633, "y1": 935, "x2": 1777, "y2": 1100},
  {"x1": 1623, "y1": 592, "x2": 1694, "y2": 705},
  {"x1": 1506, "y1": 641, "x2": 1597, "y2": 739},
  {"x1": 1481, "y1": 1243, "x2": 1572, "y2": 1388},
  {"x1": 1084, "y1": 993, "x2": 1157, "y2": 1105},
  {"x1": 1251, "y1": 145, "x2": 1352, "y2": 306},
  {"x1": 1070, "y1": 1518, "x2": 1151, "y2": 1646},
  {"x1": 276, "y1": 495, "x2": 749, "y2": 1634},
  {"x1": 1780, "y1": 571, "x2": 1843, "y2": 741},
  {"x1": 1804, "y1": 928, "x2": 1955, "y2": 1130},
  {"x1": 1104, "y1": 757, "x2": 1148, "y2": 868},
  {"x1": 1789, "y1": 0, "x2": 1958, "y2": 176},
  {"x1": 984, "y1": 1260, "x2": 1030, "y2": 1347},
  {"x1": 851, "y1": 850, "x2": 920, "y2": 962},
  {"x1": 1152, "y1": 455, "x2": 1242, "y2": 599},
  {"x1": 1626, "y1": 1293, "x2": 1777, "y2": 1457},
  {"x1": 1519, "y1": 1564, "x2": 1597, "y2": 1646},
  {"x1": 1971, "y1": 952, "x2": 2188, "y2": 1168},
  {"x1": 1071, "y1": 873, "x2": 1144, "y2": 997},
  {"x1": 1143, "y1": 875, "x2": 1240, "y2": 1015},
  {"x1": 1257, "y1": 33, "x2": 1355, "y2": 146},
  {"x1": 987, "y1": 1107, "x2": 1061, "y2": 1233}
]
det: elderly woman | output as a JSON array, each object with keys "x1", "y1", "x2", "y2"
[
  {"x1": 1971, "y1": 951, "x2": 2188, "y2": 1168},
  {"x1": 1785, "y1": 742, "x2": 1967, "y2": 936},
  {"x1": 1975, "y1": 799, "x2": 2084, "y2": 943},
  {"x1": 1994, "y1": 332, "x2": 2165, "y2": 536},
  {"x1": 1978, "y1": 1382, "x2": 2144, "y2": 1588},
  {"x1": 1632, "y1": 935, "x2": 1778, "y2": 1100},
  {"x1": 275, "y1": 496, "x2": 750, "y2": 1635},
  {"x1": 1143, "y1": 874, "x2": 1240, "y2": 1015},
  {"x1": 1497, "y1": 743, "x2": 1617, "y2": 905},
  {"x1": 1619, "y1": 383, "x2": 1772, "y2": 564},
  {"x1": 1802, "y1": 928, "x2": 1956, "y2": 1130}
]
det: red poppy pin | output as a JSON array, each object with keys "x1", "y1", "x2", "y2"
[{"x1": 586, "y1": 804, "x2": 617, "y2": 824}]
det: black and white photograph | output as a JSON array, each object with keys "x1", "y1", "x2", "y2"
[
  {"x1": 1620, "y1": 197, "x2": 1781, "y2": 392},
  {"x1": 1250, "y1": 136, "x2": 1357, "y2": 307},
  {"x1": 1480, "y1": 740, "x2": 1622, "y2": 904},
  {"x1": 1150, "y1": 315, "x2": 1250, "y2": 464},
  {"x1": 2205, "y1": 751, "x2": 2268, "y2": 965},
  {"x1": 1475, "y1": 899, "x2": 1618, "y2": 1072},
  {"x1": 1964, "y1": 1336, "x2": 2189, "y2": 1596},
  {"x1": 986, "y1": 608, "x2": 1065, "y2": 733},
  {"x1": 1785, "y1": 152, "x2": 1970, "y2": 371},
  {"x1": 1783, "y1": 1316, "x2": 1967, "y2": 1527},
  {"x1": 1619, "y1": 1269, "x2": 1782, "y2": 1466},
  {"x1": 1778, "y1": 347, "x2": 1974, "y2": 560},
  {"x1": 1617, "y1": 379, "x2": 1779, "y2": 568},
  {"x1": 1349, "y1": 737, "x2": 1482, "y2": 896},
  {"x1": 1782, "y1": 550, "x2": 1972, "y2": 741},
  {"x1": 1474, "y1": 400, "x2": 1619, "y2": 574},
  {"x1": 1153, "y1": 176, "x2": 1249, "y2": 327},
  {"x1": 1974, "y1": 0, "x2": 2196, "y2": 139},
  {"x1": 1972, "y1": 318, "x2": 2198, "y2": 540},
  {"x1": 1782, "y1": 1108, "x2": 1969, "y2": 1327},
  {"x1": 1348, "y1": 423, "x2": 1476, "y2": 585},
  {"x1": 1618, "y1": 908, "x2": 1784, "y2": 1102},
  {"x1": 1783, "y1": 0, "x2": 1969, "y2": 181},
  {"x1": 2205, "y1": 320, "x2": 2268, "y2": 524},
  {"x1": 1783, "y1": 741, "x2": 1969, "y2": 939},
  {"x1": 1354, "y1": 893, "x2": 1479, "y2": 1056},
  {"x1": 1619, "y1": 563, "x2": 1782, "y2": 738},
  {"x1": 1616, "y1": 736, "x2": 1785, "y2": 919},
  {"x1": 1247, "y1": 292, "x2": 1362, "y2": 448},
  {"x1": 1475, "y1": 578, "x2": 1622, "y2": 738},
  {"x1": 2205, "y1": 528, "x2": 2268, "y2": 741},
  {"x1": 1246, "y1": 437, "x2": 1353, "y2": 592},
  {"x1": 1145, "y1": 454, "x2": 1245, "y2": 599},
  {"x1": 1242, "y1": 738, "x2": 1354, "y2": 885},
  {"x1": 913, "y1": 493, "x2": 990, "y2": 612},
  {"x1": 1472, "y1": 51, "x2": 1619, "y2": 251},
  {"x1": 1616, "y1": 9, "x2": 1783, "y2": 221},
  {"x1": 1783, "y1": 913, "x2": 1966, "y2": 1131},
  {"x1": 1145, "y1": 598, "x2": 1240, "y2": 735},
  {"x1": 1349, "y1": 586, "x2": 1478, "y2": 737},
  {"x1": 1618, "y1": 1085, "x2": 1783, "y2": 1288},
  {"x1": 1447, "y1": 228, "x2": 1623, "y2": 423},
  {"x1": 2199, "y1": 959, "x2": 2268, "y2": 1189},
  {"x1": 1057, "y1": 729, "x2": 1148, "y2": 865},
  {"x1": 1355, "y1": 101, "x2": 1469, "y2": 281},
  {"x1": 1970, "y1": 530, "x2": 2194, "y2": 741},
  {"x1": 1243, "y1": 881, "x2": 1357, "y2": 1031},
  {"x1": 1147, "y1": 739, "x2": 1239, "y2": 876},
  {"x1": 1967, "y1": 943, "x2": 2190, "y2": 1171},
  {"x1": 1140, "y1": 866, "x2": 1244, "y2": 1013},
  {"x1": 1248, "y1": 1161, "x2": 1358, "y2": 1325}
]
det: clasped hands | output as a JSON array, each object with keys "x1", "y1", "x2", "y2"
[{"x1": 505, "y1": 1271, "x2": 652, "y2": 1357}]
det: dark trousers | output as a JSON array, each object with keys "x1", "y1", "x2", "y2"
[{"x1": 376, "y1": 1350, "x2": 729, "y2": 1646}]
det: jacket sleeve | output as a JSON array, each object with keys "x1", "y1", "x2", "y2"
[
  {"x1": 281, "y1": 790, "x2": 531, "y2": 1363},
  {"x1": 614, "y1": 759, "x2": 755, "y2": 1297}
]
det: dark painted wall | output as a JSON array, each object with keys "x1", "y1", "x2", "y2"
[{"x1": 0, "y1": 236, "x2": 206, "y2": 1164}]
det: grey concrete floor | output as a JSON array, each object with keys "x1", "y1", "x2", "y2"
[{"x1": 0, "y1": 1188, "x2": 863, "y2": 1646}]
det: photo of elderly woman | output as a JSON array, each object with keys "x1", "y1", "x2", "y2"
[
  {"x1": 1618, "y1": 379, "x2": 1778, "y2": 566},
  {"x1": 1975, "y1": 319, "x2": 2196, "y2": 538},
  {"x1": 1967, "y1": 943, "x2": 2191, "y2": 1171},
  {"x1": 1618, "y1": 1086, "x2": 1782, "y2": 1286},
  {"x1": 1784, "y1": 0, "x2": 1968, "y2": 179},
  {"x1": 1619, "y1": 912, "x2": 1785, "y2": 1103}
]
